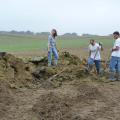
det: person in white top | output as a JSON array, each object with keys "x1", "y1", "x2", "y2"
[
  {"x1": 88, "y1": 39, "x2": 103, "y2": 74},
  {"x1": 109, "y1": 31, "x2": 120, "y2": 81}
]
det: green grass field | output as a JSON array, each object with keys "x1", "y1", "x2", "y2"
[{"x1": 0, "y1": 34, "x2": 114, "y2": 52}]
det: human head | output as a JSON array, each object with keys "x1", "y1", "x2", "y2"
[
  {"x1": 51, "y1": 29, "x2": 57, "y2": 38},
  {"x1": 113, "y1": 31, "x2": 119, "y2": 40},
  {"x1": 90, "y1": 39, "x2": 95, "y2": 45}
]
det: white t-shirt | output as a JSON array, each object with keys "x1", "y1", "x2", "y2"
[
  {"x1": 111, "y1": 38, "x2": 120, "y2": 57},
  {"x1": 89, "y1": 43, "x2": 101, "y2": 60}
]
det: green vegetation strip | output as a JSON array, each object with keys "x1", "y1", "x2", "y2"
[{"x1": 0, "y1": 35, "x2": 114, "y2": 52}]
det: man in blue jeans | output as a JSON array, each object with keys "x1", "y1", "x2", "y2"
[
  {"x1": 48, "y1": 29, "x2": 59, "y2": 66},
  {"x1": 88, "y1": 39, "x2": 103, "y2": 75},
  {"x1": 109, "y1": 31, "x2": 120, "y2": 81}
]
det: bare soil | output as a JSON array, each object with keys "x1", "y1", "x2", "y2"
[{"x1": 0, "y1": 51, "x2": 120, "y2": 120}]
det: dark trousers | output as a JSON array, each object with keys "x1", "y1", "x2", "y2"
[
  {"x1": 88, "y1": 58, "x2": 101, "y2": 74},
  {"x1": 94, "y1": 60, "x2": 101, "y2": 74}
]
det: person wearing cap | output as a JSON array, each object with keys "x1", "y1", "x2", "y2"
[
  {"x1": 48, "y1": 29, "x2": 59, "y2": 66},
  {"x1": 109, "y1": 31, "x2": 120, "y2": 81},
  {"x1": 88, "y1": 39, "x2": 103, "y2": 75}
]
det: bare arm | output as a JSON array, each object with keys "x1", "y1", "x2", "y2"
[
  {"x1": 112, "y1": 46, "x2": 119, "y2": 52},
  {"x1": 89, "y1": 50, "x2": 91, "y2": 57}
]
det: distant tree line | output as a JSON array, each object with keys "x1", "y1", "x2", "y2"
[
  {"x1": 0, "y1": 30, "x2": 78, "y2": 36},
  {"x1": 82, "y1": 34, "x2": 99, "y2": 37},
  {"x1": 0, "y1": 30, "x2": 109, "y2": 37},
  {"x1": 0, "y1": 30, "x2": 50, "y2": 36}
]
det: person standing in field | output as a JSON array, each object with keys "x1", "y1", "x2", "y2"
[
  {"x1": 88, "y1": 39, "x2": 103, "y2": 75},
  {"x1": 48, "y1": 29, "x2": 59, "y2": 66},
  {"x1": 109, "y1": 31, "x2": 120, "y2": 81}
]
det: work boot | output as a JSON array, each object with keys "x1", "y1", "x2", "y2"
[
  {"x1": 48, "y1": 61, "x2": 52, "y2": 67},
  {"x1": 109, "y1": 72, "x2": 116, "y2": 82},
  {"x1": 87, "y1": 64, "x2": 92, "y2": 71},
  {"x1": 54, "y1": 60, "x2": 58, "y2": 66}
]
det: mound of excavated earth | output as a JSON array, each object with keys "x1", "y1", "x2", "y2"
[
  {"x1": 1, "y1": 52, "x2": 119, "y2": 120},
  {"x1": 0, "y1": 53, "x2": 35, "y2": 88}
]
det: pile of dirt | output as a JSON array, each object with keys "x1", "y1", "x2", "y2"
[
  {"x1": 32, "y1": 83, "x2": 106, "y2": 120},
  {"x1": 0, "y1": 52, "x2": 107, "y2": 89},
  {"x1": 0, "y1": 52, "x2": 89, "y2": 89},
  {"x1": 0, "y1": 53, "x2": 34, "y2": 88},
  {"x1": 1, "y1": 52, "x2": 120, "y2": 120},
  {"x1": 29, "y1": 56, "x2": 48, "y2": 66},
  {"x1": 30, "y1": 51, "x2": 82, "y2": 66},
  {"x1": 32, "y1": 52, "x2": 89, "y2": 88},
  {"x1": 32, "y1": 66, "x2": 58, "y2": 80},
  {"x1": 59, "y1": 51, "x2": 82, "y2": 65},
  {"x1": 0, "y1": 80, "x2": 14, "y2": 119}
]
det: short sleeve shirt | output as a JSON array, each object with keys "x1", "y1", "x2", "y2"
[
  {"x1": 111, "y1": 38, "x2": 120, "y2": 57},
  {"x1": 89, "y1": 43, "x2": 101, "y2": 60}
]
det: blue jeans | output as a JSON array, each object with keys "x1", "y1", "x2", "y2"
[
  {"x1": 88, "y1": 58, "x2": 101, "y2": 74},
  {"x1": 48, "y1": 47, "x2": 59, "y2": 65},
  {"x1": 109, "y1": 56, "x2": 120, "y2": 72}
]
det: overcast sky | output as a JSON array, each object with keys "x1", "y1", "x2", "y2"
[{"x1": 0, "y1": 0, "x2": 120, "y2": 35}]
